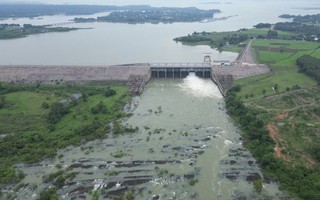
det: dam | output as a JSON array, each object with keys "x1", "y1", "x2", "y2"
[{"x1": 0, "y1": 41, "x2": 270, "y2": 96}]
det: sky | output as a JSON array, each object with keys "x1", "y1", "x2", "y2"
[
  {"x1": 0, "y1": 0, "x2": 183, "y2": 5},
  {"x1": 0, "y1": 0, "x2": 220, "y2": 7},
  {"x1": 0, "y1": 0, "x2": 235, "y2": 5}
]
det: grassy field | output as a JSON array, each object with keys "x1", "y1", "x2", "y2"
[
  {"x1": 234, "y1": 39, "x2": 319, "y2": 100},
  {"x1": 175, "y1": 27, "x2": 296, "y2": 53},
  {"x1": 247, "y1": 88, "x2": 320, "y2": 167},
  {"x1": 0, "y1": 84, "x2": 131, "y2": 184}
]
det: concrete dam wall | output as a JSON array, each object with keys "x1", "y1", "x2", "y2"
[{"x1": 0, "y1": 64, "x2": 150, "y2": 85}]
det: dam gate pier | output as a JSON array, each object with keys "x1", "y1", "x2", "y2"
[{"x1": 150, "y1": 63, "x2": 212, "y2": 78}]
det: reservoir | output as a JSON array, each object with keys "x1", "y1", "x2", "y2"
[{"x1": 0, "y1": 0, "x2": 319, "y2": 65}]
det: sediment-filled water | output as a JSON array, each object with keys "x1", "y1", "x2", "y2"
[{"x1": 13, "y1": 75, "x2": 284, "y2": 199}]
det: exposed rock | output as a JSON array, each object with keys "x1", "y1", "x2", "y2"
[{"x1": 245, "y1": 173, "x2": 261, "y2": 182}]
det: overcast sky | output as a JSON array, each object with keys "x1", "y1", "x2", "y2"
[
  {"x1": 0, "y1": 0, "x2": 120, "y2": 4},
  {"x1": 0, "y1": 0, "x2": 189, "y2": 5},
  {"x1": 0, "y1": 0, "x2": 219, "y2": 5}
]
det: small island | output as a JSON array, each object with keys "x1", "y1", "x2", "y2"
[
  {"x1": 0, "y1": 24, "x2": 79, "y2": 39},
  {"x1": 75, "y1": 6, "x2": 220, "y2": 24}
]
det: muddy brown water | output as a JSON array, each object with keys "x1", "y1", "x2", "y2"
[{"x1": 8, "y1": 75, "x2": 287, "y2": 200}]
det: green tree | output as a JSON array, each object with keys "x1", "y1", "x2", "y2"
[
  {"x1": 274, "y1": 84, "x2": 279, "y2": 92},
  {"x1": 39, "y1": 187, "x2": 58, "y2": 200},
  {"x1": 41, "y1": 102, "x2": 49, "y2": 109},
  {"x1": 105, "y1": 87, "x2": 116, "y2": 97},
  {"x1": 0, "y1": 96, "x2": 6, "y2": 109},
  {"x1": 48, "y1": 102, "x2": 69, "y2": 124},
  {"x1": 267, "y1": 30, "x2": 278, "y2": 39},
  {"x1": 262, "y1": 89, "x2": 266, "y2": 95}
]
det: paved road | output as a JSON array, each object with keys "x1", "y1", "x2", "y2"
[{"x1": 236, "y1": 39, "x2": 255, "y2": 64}]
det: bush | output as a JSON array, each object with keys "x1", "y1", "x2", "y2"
[
  {"x1": 0, "y1": 96, "x2": 6, "y2": 109},
  {"x1": 39, "y1": 187, "x2": 58, "y2": 200},
  {"x1": 91, "y1": 101, "x2": 107, "y2": 114},
  {"x1": 41, "y1": 102, "x2": 49, "y2": 109},
  {"x1": 253, "y1": 180, "x2": 263, "y2": 193},
  {"x1": 105, "y1": 87, "x2": 116, "y2": 97},
  {"x1": 47, "y1": 102, "x2": 69, "y2": 124}
]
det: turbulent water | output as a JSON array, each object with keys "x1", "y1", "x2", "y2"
[{"x1": 12, "y1": 76, "x2": 284, "y2": 200}]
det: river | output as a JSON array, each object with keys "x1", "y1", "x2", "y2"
[{"x1": 14, "y1": 77, "x2": 284, "y2": 200}]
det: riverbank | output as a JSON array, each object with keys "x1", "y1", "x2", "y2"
[
  {"x1": 0, "y1": 83, "x2": 131, "y2": 188},
  {"x1": 175, "y1": 13, "x2": 320, "y2": 198},
  {"x1": 224, "y1": 38, "x2": 320, "y2": 200}
]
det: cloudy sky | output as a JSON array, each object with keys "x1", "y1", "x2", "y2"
[
  {"x1": 0, "y1": 0, "x2": 218, "y2": 5},
  {"x1": 0, "y1": 0, "x2": 191, "y2": 5}
]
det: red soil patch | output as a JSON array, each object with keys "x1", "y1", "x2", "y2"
[
  {"x1": 267, "y1": 124, "x2": 283, "y2": 142},
  {"x1": 267, "y1": 124, "x2": 290, "y2": 162},
  {"x1": 275, "y1": 113, "x2": 288, "y2": 120},
  {"x1": 274, "y1": 145, "x2": 285, "y2": 158}
]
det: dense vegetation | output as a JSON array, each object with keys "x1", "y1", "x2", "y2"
[
  {"x1": 175, "y1": 13, "x2": 320, "y2": 52},
  {"x1": 0, "y1": 24, "x2": 78, "y2": 39},
  {"x1": 0, "y1": 4, "x2": 220, "y2": 25},
  {"x1": 0, "y1": 4, "x2": 120, "y2": 18},
  {"x1": 297, "y1": 55, "x2": 320, "y2": 83},
  {"x1": 0, "y1": 83, "x2": 132, "y2": 185},
  {"x1": 226, "y1": 86, "x2": 320, "y2": 199},
  {"x1": 174, "y1": 28, "x2": 295, "y2": 52},
  {"x1": 274, "y1": 22, "x2": 320, "y2": 41},
  {"x1": 75, "y1": 7, "x2": 220, "y2": 24},
  {"x1": 274, "y1": 14, "x2": 320, "y2": 42},
  {"x1": 280, "y1": 13, "x2": 320, "y2": 23}
]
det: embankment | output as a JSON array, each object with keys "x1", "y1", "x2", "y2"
[{"x1": 0, "y1": 64, "x2": 150, "y2": 84}]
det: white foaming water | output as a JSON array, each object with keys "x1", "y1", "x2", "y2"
[{"x1": 179, "y1": 73, "x2": 223, "y2": 99}]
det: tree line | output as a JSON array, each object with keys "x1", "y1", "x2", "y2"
[{"x1": 297, "y1": 55, "x2": 320, "y2": 83}]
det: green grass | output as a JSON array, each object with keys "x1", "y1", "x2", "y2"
[
  {"x1": 253, "y1": 39, "x2": 320, "y2": 50},
  {"x1": 235, "y1": 39, "x2": 319, "y2": 100},
  {"x1": 0, "y1": 84, "x2": 130, "y2": 184}
]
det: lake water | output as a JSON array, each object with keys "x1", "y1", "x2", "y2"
[{"x1": 0, "y1": 0, "x2": 319, "y2": 65}]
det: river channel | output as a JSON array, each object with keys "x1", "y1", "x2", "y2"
[{"x1": 13, "y1": 76, "x2": 285, "y2": 200}]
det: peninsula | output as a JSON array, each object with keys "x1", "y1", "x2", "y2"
[{"x1": 0, "y1": 24, "x2": 79, "y2": 39}]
